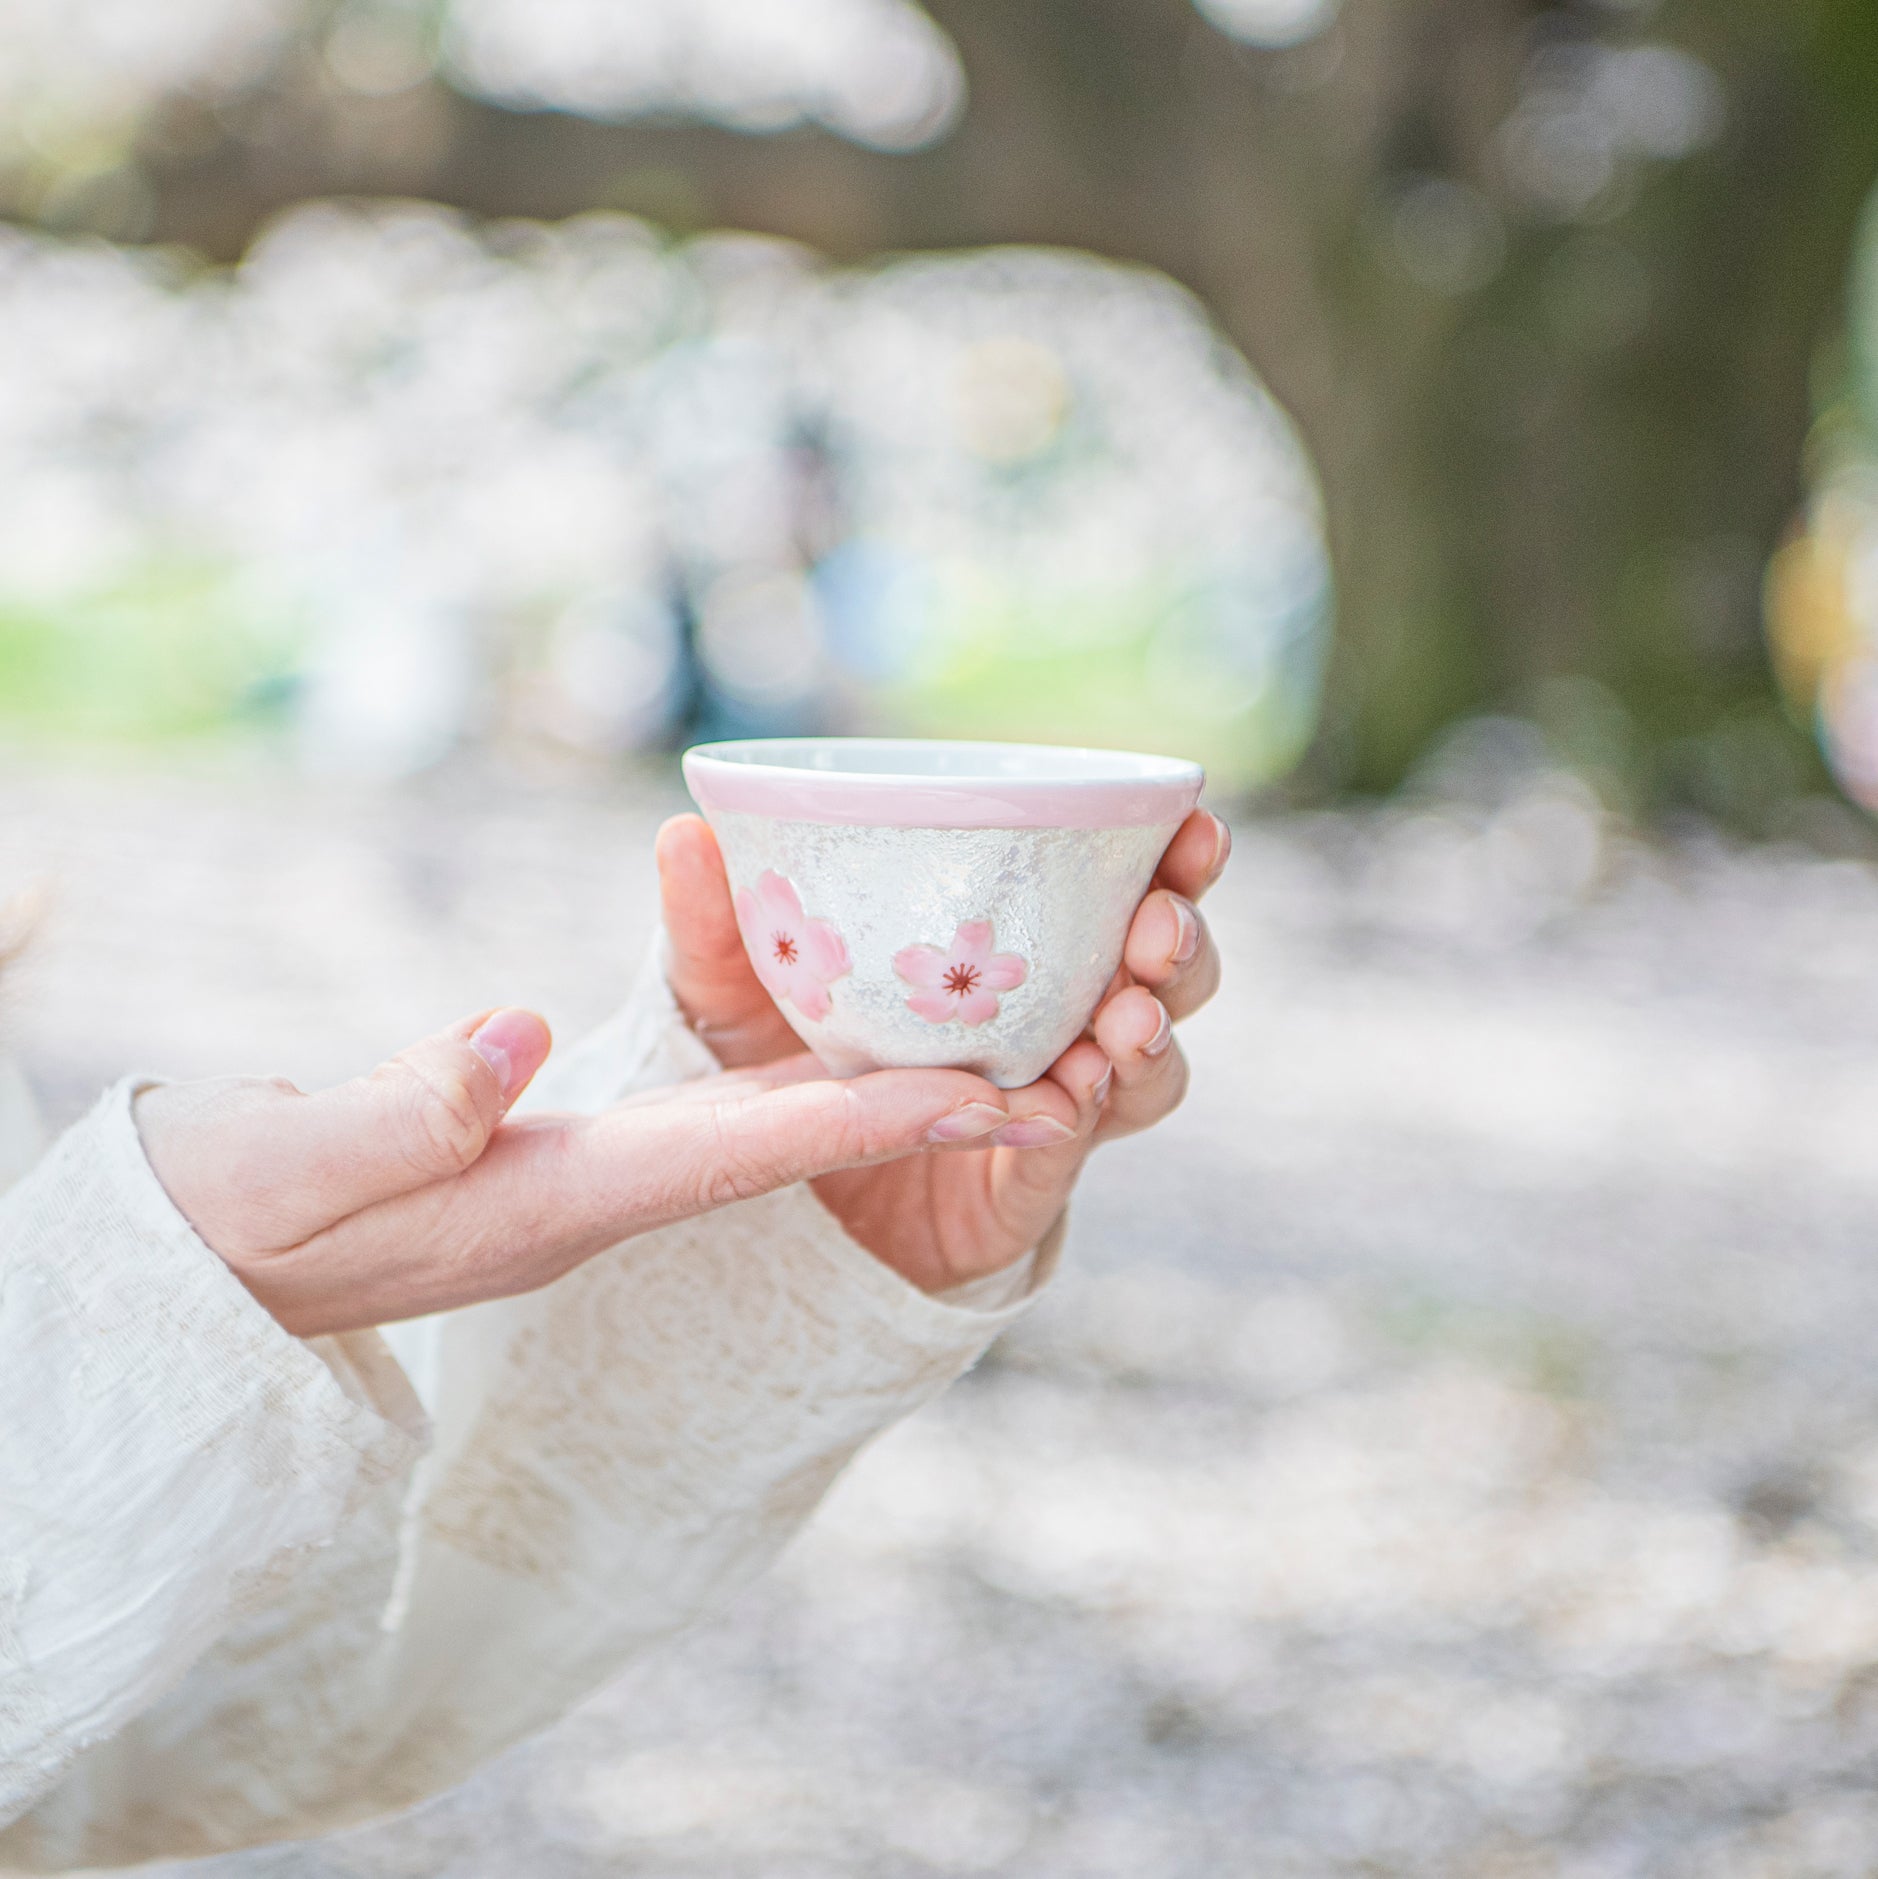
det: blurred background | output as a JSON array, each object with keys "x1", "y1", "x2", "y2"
[
  {"x1": 12, "y1": 0, "x2": 1878, "y2": 815},
  {"x1": 14, "y1": 1, "x2": 1878, "y2": 1874}
]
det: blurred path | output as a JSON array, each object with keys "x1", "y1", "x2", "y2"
[{"x1": 11, "y1": 747, "x2": 1878, "y2": 1878}]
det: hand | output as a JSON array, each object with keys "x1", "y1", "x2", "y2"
[
  {"x1": 138, "y1": 1011, "x2": 1025, "y2": 1338},
  {"x1": 657, "y1": 807, "x2": 1228, "y2": 1295}
]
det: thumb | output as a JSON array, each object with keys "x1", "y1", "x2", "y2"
[
  {"x1": 264, "y1": 1008, "x2": 553, "y2": 1232},
  {"x1": 656, "y1": 813, "x2": 799, "y2": 1067}
]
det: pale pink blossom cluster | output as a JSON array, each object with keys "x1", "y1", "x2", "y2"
[{"x1": 731, "y1": 871, "x2": 1029, "y2": 1028}]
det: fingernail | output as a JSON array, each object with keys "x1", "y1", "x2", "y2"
[
  {"x1": 926, "y1": 1102, "x2": 1007, "y2": 1143},
  {"x1": 991, "y1": 1116, "x2": 1077, "y2": 1148},
  {"x1": 1206, "y1": 813, "x2": 1232, "y2": 885},
  {"x1": 1169, "y1": 896, "x2": 1201, "y2": 965},
  {"x1": 1092, "y1": 1062, "x2": 1114, "y2": 1107},
  {"x1": 472, "y1": 1010, "x2": 543, "y2": 1106},
  {"x1": 1141, "y1": 1004, "x2": 1174, "y2": 1058}
]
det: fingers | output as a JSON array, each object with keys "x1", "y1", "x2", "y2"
[
  {"x1": 977, "y1": 1037, "x2": 1107, "y2": 1149},
  {"x1": 609, "y1": 1052, "x2": 831, "y2": 1110},
  {"x1": 598, "y1": 1067, "x2": 1018, "y2": 1216},
  {"x1": 656, "y1": 814, "x2": 801, "y2": 1068},
  {"x1": 1154, "y1": 808, "x2": 1231, "y2": 902},
  {"x1": 254, "y1": 1065, "x2": 1020, "y2": 1334},
  {"x1": 241, "y1": 1008, "x2": 552, "y2": 1239},
  {"x1": 895, "y1": 1038, "x2": 1109, "y2": 1279},
  {"x1": 654, "y1": 814, "x2": 743, "y2": 979},
  {"x1": 1122, "y1": 887, "x2": 1221, "y2": 1022},
  {"x1": 1120, "y1": 809, "x2": 1227, "y2": 1023},
  {"x1": 1091, "y1": 984, "x2": 1189, "y2": 1141}
]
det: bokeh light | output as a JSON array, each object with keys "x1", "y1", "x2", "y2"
[
  {"x1": 1765, "y1": 184, "x2": 1878, "y2": 815},
  {"x1": 444, "y1": 0, "x2": 965, "y2": 150},
  {"x1": 0, "y1": 0, "x2": 1363, "y2": 174},
  {"x1": 1192, "y1": 0, "x2": 1340, "y2": 52},
  {"x1": 0, "y1": 0, "x2": 295, "y2": 149},
  {"x1": 0, "y1": 204, "x2": 1330, "y2": 785},
  {"x1": 1495, "y1": 38, "x2": 1724, "y2": 219},
  {"x1": 0, "y1": 0, "x2": 971, "y2": 161}
]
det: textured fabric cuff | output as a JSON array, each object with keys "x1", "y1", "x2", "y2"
[
  {"x1": 784, "y1": 1181, "x2": 1063, "y2": 1347},
  {"x1": 0, "y1": 1079, "x2": 424, "y2": 1819},
  {"x1": 114, "y1": 1077, "x2": 428, "y2": 1453}
]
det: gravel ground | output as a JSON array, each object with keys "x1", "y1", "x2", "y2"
[{"x1": 12, "y1": 735, "x2": 1878, "y2": 1878}]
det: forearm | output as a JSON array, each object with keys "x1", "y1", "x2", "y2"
[{"x1": 1, "y1": 955, "x2": 1059, "y2": 1865}]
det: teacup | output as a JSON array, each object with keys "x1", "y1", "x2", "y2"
[{"x1": 682, "y1": 738, "x2": 1205, "y2": 1089}]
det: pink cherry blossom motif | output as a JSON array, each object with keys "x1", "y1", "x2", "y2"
[
  {"x1": 893, "y1": 920, "x2": 1029, "y2": 1027},
  {"x1": 733, "y1": 870, "x2": 851, "y2": 1022}
]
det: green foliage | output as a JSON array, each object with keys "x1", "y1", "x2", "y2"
[{"x1": 0, "y1": 562, "x2": 302, "y2": 743}]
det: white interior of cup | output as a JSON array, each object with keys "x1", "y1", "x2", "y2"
[
  {"x1": 697, "y1": 738, "x2": 1198, "y2": 783},
  {"x1": 684, "y1": 737, "x2": 1205, "y2": 830}
]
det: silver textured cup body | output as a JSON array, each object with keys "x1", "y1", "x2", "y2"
[{"x1": 705, "y1": 811, "x2": 1179, "y2": 1089}]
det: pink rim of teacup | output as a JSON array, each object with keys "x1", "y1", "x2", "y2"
[{"x1": 683, "y1": 738, "x2": 1205, "y2": 829}]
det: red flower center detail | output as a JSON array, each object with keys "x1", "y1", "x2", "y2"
[
  {"x1": 894, "y1": 920, "x2": 1027, "y2": 1030},
  {"x1": 772, "y1": 932, "x2": 799, "y2": 966}
]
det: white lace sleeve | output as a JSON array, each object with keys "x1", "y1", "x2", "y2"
[
  {"x1": 0, "y1": 950, "x2": 1057, "y2": 1870},
  {"x1": 0, "y1": 1082, "x2": 423, "y2": 1838}
]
